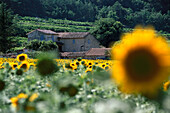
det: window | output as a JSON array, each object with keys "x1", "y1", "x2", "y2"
[
  {"x1": 88, "y1": 39, "x2": 90, "y2": 44},
  {"x1": 40, "y1": 35, "x2": 44, "y2": 41},
  {"x1": 73, "y1": 39, "x2": 75, "y2": 44},
  {"x1": 52, "y1": 35, "x2": 54, "y2": 42}
]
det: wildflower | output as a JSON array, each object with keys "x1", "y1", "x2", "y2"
[
  {"x1": 111, "y1": 26, "x2": 170, "y2": 96},
  {"x1": 46, "y1": 83, "x2": 51, "y2": 87},
  {"x1": 10, "y1": 97, "x2": 19, "y2": 107},
  {"x1": 17, "y1": 93, "x2": 28, "y2": 99},
  {"x1": 17, "y1": 54, "x2": 28, "y2": 62},
  {"x1": 29, "y1": 93, "x2": 38, "y2": 102},
  {"x1": 163, "y1": 81, "x2": 170, "y2": 91}
]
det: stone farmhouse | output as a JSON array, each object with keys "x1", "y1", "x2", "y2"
[{"x1": 26, "y1": 29, "x2": 100, "y2": 52}]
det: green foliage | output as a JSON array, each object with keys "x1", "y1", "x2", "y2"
[
  {"x1": 25, "y1": 39, "x2": 58, "y2": 51},
  {"x1": 91, "y1": 18, "x2": 124, "y2": 47},
  {"x1": 9, "y1": 36, "x2": 27, "y2": 47},
  {"x1": 26, "y1": 51, "x2": 43, "y2": 59}
]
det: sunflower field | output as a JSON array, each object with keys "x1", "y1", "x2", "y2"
[{"x1": 0, "y1": 26, "x2": 170, "y2": 113}]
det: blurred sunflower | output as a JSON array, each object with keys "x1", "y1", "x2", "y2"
[
  {"x1": 29, "y1": 93, "x2": 38, "y2": 102},
  {"x1": 163, "y1": 81, "x2": 170, "y2": 91},
  {"x1": 111, "y1": 26, "x2": 170, "y2": 96},
  {"x1": 10, "y1": 97, "x2": 19, "y2": 107},
  {"x1": 17, "y1": 93, "x2": 28, "y2": 99},
  {"x1": 36, "y1": 57, "x2": 57, "y2": 76},
  {"x1": 17, "y1": 53, "x2": 28, "y2": 62}
]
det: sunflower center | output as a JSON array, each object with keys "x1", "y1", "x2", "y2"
[
  {"x1": 21, "y1": 64, "x2": 27, "y2": 69},
  {"x1": 13, "y1": 64, "x2": 17, "y2": 68},
  {"x1": 19, "y1": 56, "x2": 25, "y2": 61},
  {"x1": 124, "y1": 48, "x2": 160, "y2": 82}
]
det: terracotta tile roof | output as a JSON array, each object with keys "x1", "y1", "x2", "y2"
[
  {"x1": 61, "y1": 52, "x2": 86, "y2": 57},
  {"x1": 27, "y1": 29, "x2": 58, "y2": 35},
  {"x1": 37, "y1": 29, "x2": 58, "y2": 35},
  {"x1": 60, "y1": 48, "x2": 111, "y2": 57},
  {"x1": 57, "y1": 32, "x2": 90, "y2": 39},
  {"x1": 60, "y1": 52, "x2": 70, "y2": 57},
  {"x1": 85, "y1": 48, "x2": 111, "y2": 56}
]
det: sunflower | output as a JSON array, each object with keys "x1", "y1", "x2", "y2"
[
  {"x1": 18, "y1": 61, "x2": 30, "y2": 72},
  {"x1": 111, "y1": 26, "x2": 170, "y2": 96},
  {"x1": 85, "y1": 68, "x2": 92, "y2": 73},
  {"x1": 10, "y1": 63, "x2": 18, "y2": 70},
  {"x1": 17, "y1": 53, "x2": 28, "y2": 62},
  {"x1": 87, "y1": 61, "x2": 93, "y2": 66}
]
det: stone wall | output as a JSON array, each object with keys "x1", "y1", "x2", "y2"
[
  {"x1": 28, "y1": 30, "x2": 57, "y2": 42},
  {"x1": 84, "y1": 35, "x2": 100, "y2": 51},
  {"x1": 60, "y1": 38, "x2": 84, "y2": 52},
  {"x1": 60, "y1": 34, "x2": 100, "y2": 52}
]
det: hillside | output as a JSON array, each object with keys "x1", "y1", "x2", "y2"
[
  {"x1": 17, "y1": 16, "x2": 94, "y2": 37},
  {"x1": 16, "y1": 16, "x2": 169, "y2": 39},
  {"x1": 2, "y1": 0, "x2": 170, "y2": 32}
]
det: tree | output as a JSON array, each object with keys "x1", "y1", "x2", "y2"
[
  {"x1": 0, "y1": 2, "x2": 15, "y2": 53},
  {"x1": 91, "y1": 18, "x2": 124, "y2": 47}
]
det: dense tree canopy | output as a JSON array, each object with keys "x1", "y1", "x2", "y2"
[
  {"x1": 0, "y1": 2, "x2": 16, "y2": 53},
  {"x1": 91, "y1": 18, "x2": 124, "y2": 47},
  {"x1": 2, "y1": 0, "x2": 169, "y2": 32}
]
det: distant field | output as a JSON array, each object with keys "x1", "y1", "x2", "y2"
[{"x1": 18, "y1": 16, "x2": 94, "y2": 34}]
